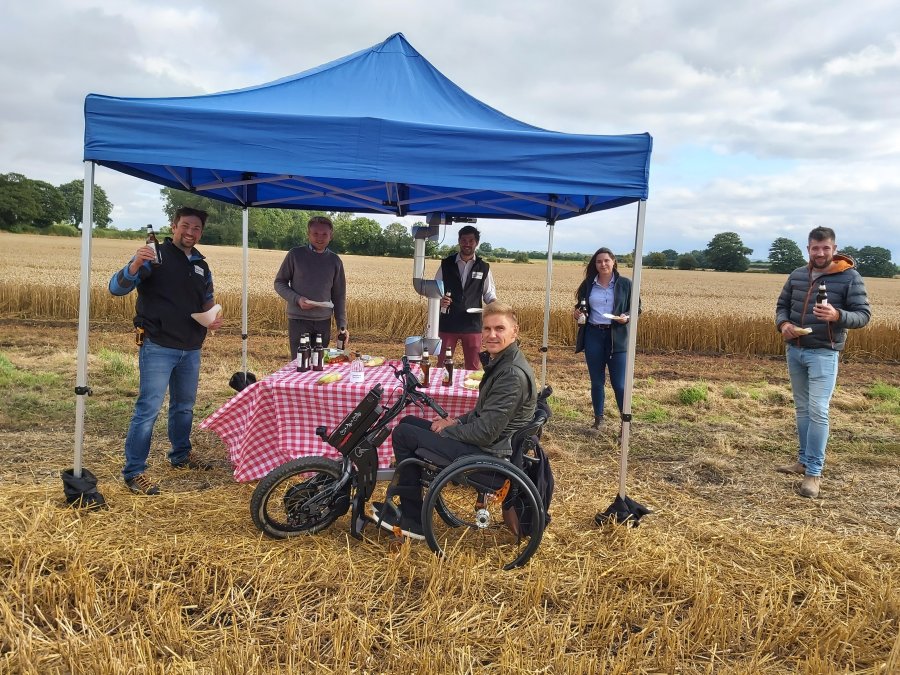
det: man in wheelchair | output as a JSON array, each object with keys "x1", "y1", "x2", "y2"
[{"x1": 374, "y1": 302, "x2": 537, "y2": 540}]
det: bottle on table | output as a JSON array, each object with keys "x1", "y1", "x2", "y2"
[
  {"x1": 420, "y1": 347, "x2": 431, "y2": 386},
  {"x1": 300, "y1": 333, "x2": 311, "y2": 372},
  {"x1": 312, "y1": 334, "x2": 324, "y2": 372},
  {"x1": 816, "y1": 282, "x2": 828, "y2": 305},
  {"x1": 576, "y1": 298, "x2": 587, "y2": 325},
  {"x1": 442, "y1": 348, "x2": 453, "y2": 387},
  {"x1": 350, "y1": 352, "x2": 365, "y2": 384},
  {"x1": 297, "y1": 333, "x2": 309, "y2": 373},
  {"x1": 145, "y1": 224, "x2": 163, "y2": 266}
]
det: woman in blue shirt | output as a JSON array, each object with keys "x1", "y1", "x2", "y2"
[{"x1": 573, "y1": 248, "x2": 634, "y2": 429}]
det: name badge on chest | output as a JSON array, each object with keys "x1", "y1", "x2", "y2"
[
  {"x1": 193, "y1": 265, "x2": 205, "y2": 277},
  {"x1": 471, "y1": 271, "x2": 484, "y2": 280}
]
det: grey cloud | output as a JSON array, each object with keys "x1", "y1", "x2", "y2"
[{"x1": 1, "y1": 1, "x2": 898, "y2": 260}]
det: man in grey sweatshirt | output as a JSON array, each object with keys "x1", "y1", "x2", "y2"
[{"x1": 274, "y1": 215, "x2": 348, "y2": 358}]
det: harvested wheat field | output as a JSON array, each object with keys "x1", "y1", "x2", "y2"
[
  {"x1": 2, "y1": 232, "x2": 899, "y2": 359},
  {"x1": 0, "y1": 318, "x2": 898, "y2": 673}
]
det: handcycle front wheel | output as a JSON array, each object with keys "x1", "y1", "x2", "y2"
[
  {"x1": 422, "y1": 455, "x2": 544, "y2": 570},
  {"x1": 250, "y1": 457, "x2": 350, "y2": 538}
]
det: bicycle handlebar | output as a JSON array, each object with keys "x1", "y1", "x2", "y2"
[{"x1": 393, "y1": 356, "x2": 448, "y2": 419}]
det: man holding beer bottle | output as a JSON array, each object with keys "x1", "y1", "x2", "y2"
[
  {"x1": 109, "y1": 206, "x2": 222, "y2": 495},
  {"x1": 774, "y1": 227, "x2": 871, "y2": 498},
  {"x1": 435, "y1": 225, "x2": 496, "y2": 371}
]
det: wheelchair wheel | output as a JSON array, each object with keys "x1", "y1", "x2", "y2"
[
  {"x1": 250, "y1": 457, "x2": 350, "y2": 538},
  {"x1": 422, "y1": 455, "x2": 544, "y2": 570}
]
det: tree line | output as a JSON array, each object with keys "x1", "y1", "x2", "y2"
[
  {"x1": 640, "y1": 232, "x2": 898, "y2": 278},
  {"x1": 2, "y1": 173, "x2": 896, "y2": 276},
  {"x1": 158, "y1": 189, "x2": 593, "y2": 262},
  {"x1": 0, "y1": 173, "x2": 112, "y2": 231}
]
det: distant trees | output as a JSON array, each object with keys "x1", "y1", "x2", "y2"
[
  {"x1": 764, "y1": 239, "x2": 897, "y2": 278},
  {"x1": 677, "y1": 253, "x2": 699, "y2": 270},
  {"x1": 0, "y1": 173, "x2": 112, "y2": 230},
  {"x1": 333, "y1": 215, "x2": 385, "y2": 255},
  {"x1": 705, "y1": 232, "x2": 752, "y2": 272},
  {"x1": 661, "y1": 249, "x2": 679, "y2": 267},
  {"x1": 689, "y1": 249, "x2": 708, "y2": 268},
  {"x1": 7, "y1": 181, "x2": 897, "y2": 276},
  {"x1": 58, "y1": 179, "x2": 112, "y2": 228},
  {"x1": 768, "y1": 237, "x2": 806, "y2": 274},
  {"x1": 0, "y1": 173, "x2": 41, "y2": 228},
  {"x1": 512, "y1": 251, "x2": 530, "y2": 263},
  {"x1": 382, "y1": 222, "x2": 414, "y2": 257},
  {"x1": 854, "y1": 246, "x2": 897, "y2": 278},
  {"x1": 642, "y1": 252, "x2": 668, "y2": 268}
]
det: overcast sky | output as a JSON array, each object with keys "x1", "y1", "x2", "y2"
[{"x1": 2, "y1": 1, "x2": 898, "y2": 261}]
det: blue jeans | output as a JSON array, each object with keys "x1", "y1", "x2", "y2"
[
  {"x1": 583, "y1": 325, "x2": 626, "y2": 419},
  {"x1": 786, "y1": 345, "x2": 839, "y2": 477},
  {"x1": 123, "y1": 337, "x2": 201, "y2": 480}
]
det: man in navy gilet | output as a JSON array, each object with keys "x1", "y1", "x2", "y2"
[
  {"x1": 109, "y1": 206, "x2": 223, "y2": 495},
  {"x1": 435, "y1": 226, "x2": 497, "y2": 371}
]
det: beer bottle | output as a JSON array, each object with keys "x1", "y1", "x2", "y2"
[
  {"x1": 336, "y1": 327, "x2": 348, "y2": 351},
  {"x1": 296, "y1": 334, "x2": 308, "y2": 372},
  {"x1": 576, "y1": 298, "x2": 587, "y2": 325},
  {"x1": 300, "y1": 333, "x2": 311, "y2": 372},
  {"x1": 442, "y1": 348, "x2": 453, "y2": 386},
  {"x1": 145, "y1": 224, "x2": 162, "y2": 265},
  {"x1": 420, "y1": 347, "x2": 431, "y2": 386},
  {"x1": 816, "y1": 282, "x2": 828, "y2": 305},
  {"x1": 312, "y1": 334, "x2": 324, "y2": 372},
  {"x1": 440, "y1": 292, "x2": 451, "y2": 315}
]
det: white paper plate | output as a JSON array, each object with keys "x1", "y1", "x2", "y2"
[
  {"x1": 601, "y1": 313, "x2": 619, "y2": 320},
  {"x1": 190, "y1": 304, "x2": 222, "y2": 327},
  {"x1": 305, "y1": 299, "x2": 334, "y2": 309},
  {"x1": 466, "y1": 308, "x2": 483, "y2": 314}
]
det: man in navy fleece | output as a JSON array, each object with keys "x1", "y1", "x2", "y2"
[{"x1": 109, "y1": 206, "x2": 222, "y2": 495}]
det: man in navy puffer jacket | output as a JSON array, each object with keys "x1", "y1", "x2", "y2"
[{"x1": 774, "y1": 227, "x2": 871, "y2": 498}]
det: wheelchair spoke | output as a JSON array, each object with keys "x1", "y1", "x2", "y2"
[{"x1": 422, "y1": 457, "x2": 544, "y2": 570}]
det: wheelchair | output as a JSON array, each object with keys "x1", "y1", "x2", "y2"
[{"x1": 250, "y1": 356, "x2": 551, "y2": 569}]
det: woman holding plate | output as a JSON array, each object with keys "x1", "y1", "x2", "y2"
[{"x1": 573, "y1": 247, "x2": 636, "y2": 430}]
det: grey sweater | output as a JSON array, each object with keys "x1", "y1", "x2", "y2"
[{"x1": 274, "y1": 246, "x2": 347, "y2": 327}]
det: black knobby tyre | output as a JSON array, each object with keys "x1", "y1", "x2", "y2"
[
  {"x1": 250, "y1": 457, "x2": 349, "y2": 539},
  {"x1": 422, "y1": 455, "x2": 544, "y2": 570}
]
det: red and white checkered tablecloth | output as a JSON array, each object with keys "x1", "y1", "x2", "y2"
[{"x1": 200, "y1": 360, "x2": 479, "y2": 482}]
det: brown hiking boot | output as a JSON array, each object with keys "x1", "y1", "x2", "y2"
[
  {"x1": 776, "y1": 461, "x2": 806, "y2": 475},
  {"x1": 125, "y1": 473, "x2": 160, "y2": 495},
  {"x1": 799, "y1": 475, "x2": 821, "y2": 498}
]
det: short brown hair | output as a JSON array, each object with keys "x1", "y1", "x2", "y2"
[
  {"x1": 808, "y1": 226, "x2": 836, "y2": 244},
  {"x1": 482, "y1": 302, "x2": 518, "y2": 326},
  {"x1": 174, "y1": 206, "x2": 208, "y2": 227},
  {"x1": 308, "y1": 215, "x2": 334, "y2": 230},
  {"x1": 458, "y1": 225, "x2": 480, "y2": 242}
]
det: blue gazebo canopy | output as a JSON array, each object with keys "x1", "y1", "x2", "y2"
[{"x1": 84, "y1": 33, "x2": 651, "y2": 222}]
